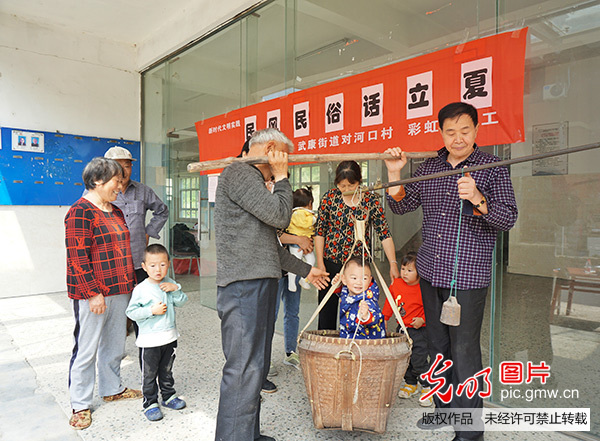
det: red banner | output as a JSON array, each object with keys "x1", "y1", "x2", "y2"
[{"x1": 196, "y1": 28, "x2": 527, "y2": 164}]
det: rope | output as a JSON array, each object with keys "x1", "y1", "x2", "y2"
[
  {"x1": 350, "y1": 184, "x2": 363, "y2": 208},
  {"x1": 298, "y1": 186, "x2": 413, "y2": 405},
  {"x1": 297, "y1": 185, "x2": 367, "y2": 342},
  {"x1": 299, "y1": 218, "x2": 412, "y2": 344},
  {"x1": 346, "y1": 194, "x2": 367, "y2": 403},
  {"x1": 351, "y1": 341, "x2": 363, "y2": 404},
  {"x1": 449, "y1": 170, "x2": 465, "y2": 299}
]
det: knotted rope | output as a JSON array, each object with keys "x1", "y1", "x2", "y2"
[
  {"x1": 298, "y1": 185, "x2": 412, "y2": 404},
  {"x1": 449, "y1": 171, "x2": 465, "y2": 301}
]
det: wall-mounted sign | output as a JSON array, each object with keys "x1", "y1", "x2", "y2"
[
  {"x1": 0, "y1": 127, "x2": 140, "y2": 205},
  {"x1": 12, "y1": 130, "x2": 45, "y2": 153},
  {"x1": 532, "y1": 122, "x2": 569, "y2": 176},
  {"x1": 195, "y1": 28, "x2": 528, "y2": 169}
]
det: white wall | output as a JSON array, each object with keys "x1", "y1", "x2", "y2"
[
  {"x1": 136, "y1": 0, "x2": 256, "y2": 70},
  {"x1": 0, "y1": 13, "x2": 139, "y2": 296},
  {"x1": 0, "y1": 1, "x2": 261, "y2": 296}
]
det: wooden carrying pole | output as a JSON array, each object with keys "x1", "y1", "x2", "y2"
[
  {"x1": 187, "y1": 152, "x2": 438, "y2": 173},
  {"x1": 344, "y1": 141, "x2": 600, "y2": 194}
]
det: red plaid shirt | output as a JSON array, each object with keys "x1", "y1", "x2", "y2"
[{"x1": 65, "y1": 198, "x2": 135, "y2": 300}]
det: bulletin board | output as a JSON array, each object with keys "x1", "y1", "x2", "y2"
[{"x1": 0, "y1": 127, "x2": 140, "y2": 206}]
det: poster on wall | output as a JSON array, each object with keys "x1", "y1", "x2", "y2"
[
  {"x1": 208, "y1": 175, "x2": 219, "y2": 203},
  {"x1": 0, "y1": 127, "x2": 140, "y2": 205},
  {"x1": 532, "y1": 122, "x2": 568, "y2": 176},
  {"x1": 12, "y1": 130, "x2": 45, "y2": 153},
  {"x1": 195, "y1": 28, "x2": 528, "y2": 170}
]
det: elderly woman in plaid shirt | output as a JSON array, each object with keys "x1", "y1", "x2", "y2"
[
  {"x1": 385, "y1": 102, "x2": 518, "y2": 441},
  {"x1": 65, "y1": 157, "x2": 142, "y2": 430}
]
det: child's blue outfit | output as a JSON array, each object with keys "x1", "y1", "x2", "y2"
[
  {"x1": 126, "y1": 277, "x2": 188, "y2": 411},
  {"x1": 339, "y1": 280, "x2": 386, "y2": 339}
]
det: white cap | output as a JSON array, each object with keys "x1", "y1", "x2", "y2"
[{"x1": 104, "y1": 146, "x2": 136, "y2": 161}]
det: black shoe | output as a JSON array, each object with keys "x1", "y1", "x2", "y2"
[
  {"x1": 261, "y1": 379, "x2": 278, "y2": 394},
  {"x1": 255, "y1": 436, "x2": 276, "y2": 441},
  {"x1": 416, "y1": 411, "x2": 451, "y2": 430},
  {"x1": 452, "y1": 436, "x2": 483, "y2": 441}
]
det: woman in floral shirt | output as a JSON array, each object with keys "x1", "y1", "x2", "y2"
[{"x1": 315, "y1": 160, "x2": 400, "y2": 330}]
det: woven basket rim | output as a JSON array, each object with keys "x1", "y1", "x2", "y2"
[{"x1": 299, "y1": 330, "x2": 408, "y2": 345}]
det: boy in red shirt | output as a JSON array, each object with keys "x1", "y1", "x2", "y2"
[{"x1": 383, "y1": 252, "x2": 432, "y2": 406}]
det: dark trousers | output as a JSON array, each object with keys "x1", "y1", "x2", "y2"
[
  {"x1": 215, "y1": 278, "x2": 278, "y2": 441},
  {"x1": 401, "y1": 326, "x2": 430, "y2": 387},
  {"x1": 420, "y1": 278, "x2": 487, "y2": 440},
  {"x1": 317, "y1": 259, "x2": 343, "y2": 330},
  {"x1": 135, "y1": 268, "x2": 148, "y2": 284},
  {"x1": 140, "y1": 340, "x2": 177, "y2": 409}
]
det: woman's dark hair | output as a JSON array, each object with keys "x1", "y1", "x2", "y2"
[
  {"x1": 293, "y1": 186, "x2": 313, "y2": 208},
  {"x1": 82, "y1": 157, "x2": 123, "y2": 190},
  {"x1": 237, "y1": 139, "x2": 250, "y2": 158},
  {"x1": 334, "y1": 160, "x2": 362, "y2": 186},
  {"x1": 400, "y1": 251, "x2": 418, "y2": 267},
  {"x1": 438, "y1": 102, "x2": 478, "y2": 129}
]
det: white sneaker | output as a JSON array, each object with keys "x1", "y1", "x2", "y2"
[
  {"x1": 419, "y1": 386, "x2": 434, "y2": 407},
  {"x1": 288, "y1": 278, "x2": 297, "y2": 292},
  {"x1": 398, "y1": 383, "x2": 418, "y2": 398},
  {"x1": 283, "y1": 352, "x2": 301, "y2": 370},
  {"x1": 298, "y1": 278, "x2": 311, "y2": 290}
]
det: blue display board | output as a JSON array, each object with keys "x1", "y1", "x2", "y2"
[{"x1": 0, "y1": 127, "x2": 140, "y2": 206}]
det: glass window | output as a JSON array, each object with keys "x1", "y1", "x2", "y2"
[
  {"x1": 300, "y1": 167, "x2": 311, "y2": 183},
  {"x1": 360, "y1": 161, "x2": 368, "y2": 184},
  {"x1": 290, "y1": 164, "x2": 320, "y2": 207},
  {"x1": 142, "y1": 2, "x2": 600, "y2": 435},
  {"x1": 178, "y1": 176, "x2": 200, "y2": 220},
  {"x1": 493, "y1": 2, "x2": 600, "y2": 432},
  {"x1": 311, "y1": 165, "x2": 320, "y2": 182}
]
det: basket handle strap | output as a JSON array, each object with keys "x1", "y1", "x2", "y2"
[
  {"x1": 297, "y1": 234, "x2": 361, "y2": 344},
  {"x1": 298, "y1": 225, "x2": 413, "y2": 349},
  {"x1": 370, "y1": 258, "x2": 413, "y2": 348},
  {"x1": 350, "y1": 225, "x2": 413, "y2": 349},
  {"x1": 353, "y1": 219, "x2": 412, "y2": 348},
  {"x1": 297, "y1": 273, "x2": 342, "y2": 345}
]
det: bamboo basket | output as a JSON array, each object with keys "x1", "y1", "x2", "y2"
[{"x1": 298, "y1": 330, "x2": 411, "y2": 434}]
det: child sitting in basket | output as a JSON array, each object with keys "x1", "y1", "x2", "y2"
[{"x1": 334, "y1": 257, "x2": 386, "y2": 339}]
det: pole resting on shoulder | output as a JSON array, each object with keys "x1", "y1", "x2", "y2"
[{"x1": 188, "y1": 152, "x2": 437, "y2": 173}]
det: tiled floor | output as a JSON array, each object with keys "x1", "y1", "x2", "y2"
[{"x1": 0, "y1": 289, "x2": 589, "y2": 441}]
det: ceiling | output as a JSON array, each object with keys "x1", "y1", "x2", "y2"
[
  {"x1": 0, "y1": 0, "x2": 203, "y2": 45},
  {"x1": 4, "y1": 0, "x2": 600, "y2": 159},
  {"x1": 159, "y1": 0, "x2": 600, "y2": 133},
  {"x1": 3, "y1": 0, "x2": 599, "y2": 62}
]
